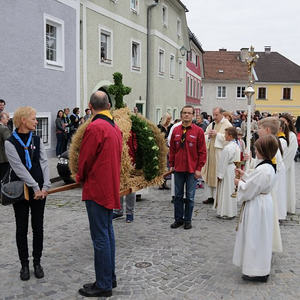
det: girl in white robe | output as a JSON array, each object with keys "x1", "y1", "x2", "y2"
[
  {"x1": 233, "y1": 135, "x2": 278, "y2": 282},
  {"x1": 215, "y1": 127, "x2": 240, "y2": 218},
  {"x1": 280, "y1": 114, "x2": 298, "y2": 214},
  {"x1": 277, "y1": 120, "x2": 289, "y2": 220}
]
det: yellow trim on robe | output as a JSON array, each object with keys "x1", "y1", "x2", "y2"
[
  {"x1": 271, "y1": 157, "x2": 277, "y2": 164},
  {"x1": 98, "y1": 110, "x2": 113, "y2": 120},
  {"x1": 277, "y1": 132, "x2": 285, "y2": 138}
]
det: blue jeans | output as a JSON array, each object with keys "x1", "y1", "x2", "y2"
[
  {"x1": 174, "y1": 172, "x2": 197, "y2": 223},
  {"x1": 85, "y1": 200, "x2": 116, "y2": 290}
]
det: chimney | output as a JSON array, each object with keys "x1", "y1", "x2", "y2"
[
  {"x1": 264, "y1": 46, "x2": 271, "y2": 54},
  {"x1": 219, "y1": 48, "x2": 227, "y2": 52},
  {"x1": 240, "y1": 48, "x2": 249, "y2": 62}
]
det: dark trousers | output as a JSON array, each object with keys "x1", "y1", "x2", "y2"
[
  {"x1": 85, "y1": 200, "x2": 116, "y2": 291},
  {"x1": 56, "y1": 132, "x2": 65, "y2": 156},
  {"x1": 174, "y1": 172, "x2": 197, "y2": 223},
  {"x1": 13, "y1": 198, "x2": 46, "y2": 266},
  {"x1": 0, "y1": 162, "x2": 9, "y2": 180}
]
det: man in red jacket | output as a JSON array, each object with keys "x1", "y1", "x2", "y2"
[
  {"x1": 169, "y1": 105, "x2": 206, "y2": 230},
  {"x1": 76, "y1": 91, "x2": 122, "y2": 298}
]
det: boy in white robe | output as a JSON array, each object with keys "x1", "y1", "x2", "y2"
[
  {"x1": 246, "y1": 117, "x2": 283, "y2": 252},
  {"x1": 215, "y1": 127, "x2": 240, "y2": 218},
  {"x1": 233, "y1": 135, "x2": 278, "y2": 282}
]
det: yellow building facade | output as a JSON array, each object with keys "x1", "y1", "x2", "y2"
[{"x1": 254, "y1": 83, "x2": 300, "y2": 116}]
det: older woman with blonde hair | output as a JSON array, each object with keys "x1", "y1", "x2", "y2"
[{"x1": 5, "y1": 106, "x2": 50, "y2": 281}]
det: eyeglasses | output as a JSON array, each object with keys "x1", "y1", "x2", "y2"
[{"x1": 182, "y1": 112, "x2": 193, "y2": 115}]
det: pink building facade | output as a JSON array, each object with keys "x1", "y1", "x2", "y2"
[{"x1": 186, "y1": 29, "x2": 204, "y2": 116}]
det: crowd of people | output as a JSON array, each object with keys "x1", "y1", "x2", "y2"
[
  {"x1": 55, "y1": 107, "x2": 92, "y2": 157},
  {"x1": 1, "y1": 95, "x2": 300, "y2": 297}
]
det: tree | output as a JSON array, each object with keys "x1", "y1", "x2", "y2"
[{"x1": 108, "y1": 72, "x2": 131, "y2": 109}]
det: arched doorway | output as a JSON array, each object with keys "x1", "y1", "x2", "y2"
[
  {"x1": 92, "y1": 80, "x2": 115, "y2": 108},
  {"x1": 98, "y1": 87, "x2": 113, "y2": 107}
]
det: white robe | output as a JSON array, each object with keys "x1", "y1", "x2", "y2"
[
  {"x1": 277, "y1": 139, "x2": 287, "y2": 220},
  {"x1": 249, "y1": 154, "x2": 283, "y2": 253},
  {"x1": 284, "y1": 132, "x2": 298, "y2": 214},
  {"x1": 215, "y1": 141, "x2": 240, "y2": 217},
  {"x1": 233, "y1": 163, "x2": 275, "y2": 276}
]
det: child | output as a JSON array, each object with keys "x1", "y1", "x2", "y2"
[
  {"x1": 236, "y1": 127, "x2": 245, "y2": 163},
  {"x1": 233, "y1": 135, "x2": 278, "y2": 282},
  {"x1": 254, "y1": 117, "x2": 285, "y2": 252},
  {"x1": 277, "y1": 119, "x2": 289, "y2": 220},
  {"x1": 215, "y1": 127, "x2": 240, "y2": 219}
]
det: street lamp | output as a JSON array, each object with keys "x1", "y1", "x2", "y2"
[{"x1": 179, "y1": 45, "x2": 187, "y2": 56}]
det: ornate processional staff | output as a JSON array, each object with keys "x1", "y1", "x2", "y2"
[{"x1": 244, "y1": 46, "x2": 259, "y2": 171}]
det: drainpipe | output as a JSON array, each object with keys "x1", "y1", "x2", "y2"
[{"x1": 146, "y1": 0, "x2": 159, "y2": 119}]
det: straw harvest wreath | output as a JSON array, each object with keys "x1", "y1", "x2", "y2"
[{"x1": 68, "y1": 107, "x2": 168, "y2": 192}]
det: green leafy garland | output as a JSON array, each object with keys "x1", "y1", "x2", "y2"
[{"x1": 130, "y1": 114, "x2": 160, "y2": 181}]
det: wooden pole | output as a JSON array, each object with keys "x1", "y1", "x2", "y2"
[{"x1": 47, "y1": 171, "x2": 173, "y2": 196}]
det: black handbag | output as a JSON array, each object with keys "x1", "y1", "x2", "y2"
[{"x1": 0, "y1": 167, "x2": 24, "y2": 206}]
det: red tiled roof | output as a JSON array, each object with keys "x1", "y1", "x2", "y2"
[{"x1": 203, "y1": 50, "x2": 248, "y2": 81}]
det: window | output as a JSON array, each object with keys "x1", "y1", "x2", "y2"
[
  {"x1": 198, "y1": 82, "x2": 201, "y2": 99},
  {"x1": 201, "y1": 85, "x2": 204, "y2": 98},
  {"x1": 187, "y1": 76, "x2": 190, "y2": 96},
  {"x1": 258, "y1": 87, "x2": 266, "y2": 99},
  {"x1": 136, "y1": 102, "x2": 144, "y2": 115},
  {"x1": 162, "y1": 5, "x2": 168, "y2": 27},
  {"x1": 34, "y1": 112, "x2": 51, "y2": 149},
  {"x1": 191, "y1": 50, "x2": 197, "y2": 66},
  {"x1": 193, "y1": 79, "x2": 196, "y2": 98},
  {"x1": 166, "y1": 107, "x2": 172, "y2": 116},
  {"x1": 155, "y1": 107, "x2": 162, "y2": 125},
  {"x1": 130, "y1": 0, "x2": 138, "y2": 12},
  {"x1": 170, "y1": 54, "x2": 175, "y2": 78},
  {"x1": 173, "y1": 108, "x2": 178, "y2": 120},
  {"x1": 177, "y1": 18, "x2": 182, "y2": 38},
  {"x1": 237, "y1": 86, "x2": 246, "y2": 98},
  {"x1": 282, "y1": 87, "x2": 291, "y2": 100},
  {"x1": 178, "y1": 59, "x2": 183, "y2": 81},
  {"x1": 131, "y1": 40, "x2": 141, "y2": 71},
  {"x1": 217, "y1": 86, "x2": 226, "y2": 98},
  {"x1": 100, "y1": 27, "x2": 113, "y2": 65},
  {"x1": 44, "y1": 14, "x2": 64, "y2": 71},
  {"x1": 158, "y1": 48, "x2": 165, "y2": 75},
  {"x1": 190, "y1": 78, "x2": 193, "y2": 97}
]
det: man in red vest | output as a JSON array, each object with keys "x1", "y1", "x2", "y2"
[
  {"x1": 169, "y1": 105, "x2": 206, "y2": 230},
  {"x1": 76, "y1": 91, "x2": 122, "y2": 298}
]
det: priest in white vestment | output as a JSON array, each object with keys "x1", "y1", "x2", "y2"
[{"x1": 201, "y1": 107, "x2": 232, "y2": 204}]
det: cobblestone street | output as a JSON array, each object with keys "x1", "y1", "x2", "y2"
[{"x1": 0, "y1": 162, "x2": 299, "y2": 300}]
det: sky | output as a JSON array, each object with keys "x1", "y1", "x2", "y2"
[{"x1": 182, "y1": 0, "x2": 300, "y2": 66}]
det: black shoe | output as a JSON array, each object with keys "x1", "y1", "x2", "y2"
[
  {"x1": 170, "y1": 221, "x2": 184, "y2": 228},
  {"x1": 112, "y1": 213, "x2": 123, "y2": 220},
  {"x1": 184, "y1": 222, "x2": 192, "y2": 230},
  {"x1": 20, "y1": 266, "x2": 30, "y2": 281},
  {"x1": 83, "y1": 280, "x2": 117, "y2": 289},
  {"x1": 78, "y1": 286, "x2": 112, "y2": 297},
  {"x1": 33, "y1": 264, "x2": 44, "y2": 279},
  {"x1": 242, "y1": 274, "x2": 269, "y2": 282},
  {"x1": 203, "y1": 197, "x2": 214, "y2": 204}
]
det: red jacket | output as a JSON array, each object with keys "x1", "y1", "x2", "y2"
[
  {"x1": 169, "y1": 123, "x2": 206, "y2": 173},
  {"x1": 76, "y1": 115, "x2": 122, "y2": 209}
]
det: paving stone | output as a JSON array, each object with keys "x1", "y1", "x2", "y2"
[{"x1": 1, "y1": 162, "x2": 300, "y2": 299}]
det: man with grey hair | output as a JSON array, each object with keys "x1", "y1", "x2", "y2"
[
  {"x1": 76, "y1": 91, "x2": 123, "y2": 297},
  {"x1": 201, "y1": 107, "x2": 232, "y2": 204}
]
